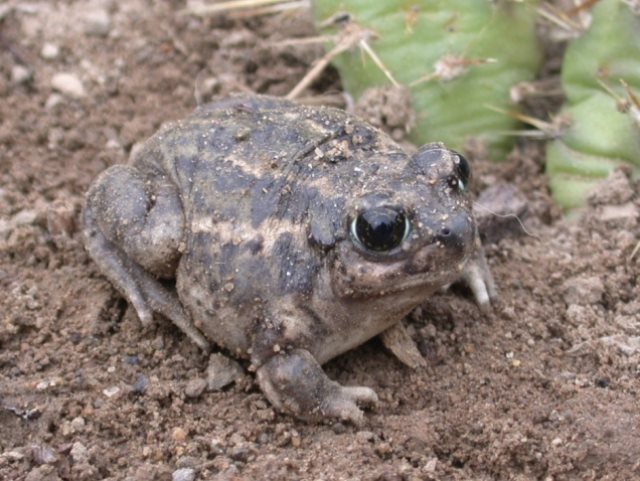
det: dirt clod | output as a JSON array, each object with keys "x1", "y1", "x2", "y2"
[{"x1": 206, "y1": 353, "x2": 244, "y2": 391}]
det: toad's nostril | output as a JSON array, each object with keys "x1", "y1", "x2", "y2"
[{"x1": 433, "y1": 215, "x2": 473, "y2": 251}]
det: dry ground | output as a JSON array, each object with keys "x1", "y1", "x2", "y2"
[{"x1": 1, "y1": 2, "x2": 639, "y2": 480}]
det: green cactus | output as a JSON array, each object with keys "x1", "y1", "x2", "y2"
[
  {"x1": 311, "y1": 0, "x2": 542, "y2": 159},
  {"x1": 546, "y1": 0, "x2": 640, "y2": 209}
]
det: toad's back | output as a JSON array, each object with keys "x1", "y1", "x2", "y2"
[{"x1": 132, "y1": 95, "x2": 405, "y2": 227}]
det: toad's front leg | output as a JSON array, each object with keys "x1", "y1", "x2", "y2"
[
  {"x1": 82, "y1": 165, "x2": 209, "y2": 350},
  {"x1": 256, "y1": 349, "x2": 378, "y2": 425}
]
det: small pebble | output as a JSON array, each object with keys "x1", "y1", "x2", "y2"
[
  {"x1": 41, "y1": 43, "x2": 60, "y2": 60},
  {"x1": 332, "y1": 422, "x2": 347, "y2": 435},
  {"x1": 70, "y1": 442, "x2": 89, "y2": 463},
  {"x1": 82, "y1": 9, "x2": 112, "y2": 37},
  {"x1": 12, "y1": 209, "x2": 38, "y2": 226},
  {"x1": 46, "y1": 199, "x2": 76, "y2": 237},
  {"x1": 206, "y1": 353, "x2": 243, "y2": 391},
  {"x1": 172, "y1": 468, "x2": 196, "y2": 481},
  {"x1": 102, "y1": 385, "x2": 120, "y2": 398},
  {"x1": 184, "y1": 378, "x2": 207, "y2": 399},
  {"x1": 51, "y1": 72, "x2": 86, "y2": 99},
  {"x1": 228, "y1": 446, "x2": 249, "y2": 463},
  {"x1": 374, "y1": 441, "x2": 392, "y2": 457},
  {"x1": 209, "y1": 438, "x2": 224, "y2": 455},
  {"x1": 132, "y1": 374, "x2": 149, "y2": 394},
  {"x1": 172, "y1": 427, "x2": 188, "y2": 443},
  {"x1": 31, "y1": 444, "x2": 58, "y2": 465},
  {"x1": 45, "y1": 94, "x2": 64, "y2": 110},
  {"x1": 70, "y1": 416, "x2": 86, "y2": 433},
  {"x1": 4, "y1": 449, "x2": 26, "y2": 461},
  {"x1": 356, "y1": 430, "x2": 375, "y2": 443},
  {"x1": 423, "y1": 457, "x2": 438, "y2": 473},
  {"x1": 124, "y1": 355, "x2": 140, "y2": 365},
  {"x1": 11, "y1": 65, "x2": 32, "y2": 85}
]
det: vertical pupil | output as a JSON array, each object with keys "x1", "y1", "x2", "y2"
[{"x1": 355, "y1": 208, "x2": 406, "y2": 252}]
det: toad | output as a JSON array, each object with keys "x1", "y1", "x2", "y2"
[{"x1": 82, "y1": 95, "x2": 495, "y2": 423}]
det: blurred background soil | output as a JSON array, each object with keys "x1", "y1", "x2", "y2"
[{"x1": 1, "y1": 1, "x2": 639, "y2": 480}]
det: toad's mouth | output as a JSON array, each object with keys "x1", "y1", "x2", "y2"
[{"x1": 333, "y1": 243, "x2": 471, "y2": 299}]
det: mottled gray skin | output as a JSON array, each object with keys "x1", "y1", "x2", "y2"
[{"x1": 83, "y1": 95, "x2": 494, "y2": 424}]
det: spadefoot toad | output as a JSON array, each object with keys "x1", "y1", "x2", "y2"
[{"x1": 83, "y1": 95, "x2": 495, "y2": 423}]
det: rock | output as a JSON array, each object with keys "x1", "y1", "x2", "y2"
[
  {"x1": 51, "y1": 73, "x2": 86, "y2": 99},
  {"x1": 184, "y1": 378, "x2": 207, "y2": 399},
  {"x1": 70, "y1": 442, "x2": 89, "y2": 464},
  {"x1": 132, "y1": 374, "x2": 148, "y2": 394},
  {"x1": 81, "y1": 9, "x2": 112, "y2": 37},
  {"x1": 172, "y1": 427, "x2": 188, "y2": 443},
  {"x1": 41, "y1": 43, "x2": 60, "y2": 60},
  {"x1": 356, "y1": 430, "x2": 376, "y2": 443},
  {"x1": 31, "y1": 444, "x2": 58, "y2": 465},
  {"x1": 102, "y1": 385, "x2": 120, "y2": 398},
  {"x1": 45, "y1": 94, "x2": 64, "y2": 110},
  {"x1": 561, "y1": 276, "x2": 605, "y2": 306},
  {"x1": 25, "y1": 465, "x2": 62, "y2": 481},
  {"x1": 332, "y1": 422, "x2": 346, "y2": 434},
  {"x1": 206, "y1": 353, "x2": 243, "y2": 391},
  {"x1": 46, "y1": 199, "x2": 77, "y2": 238},
  {"x1": 70, "y1": 416, "x2": 86, "y2": 433},
  {"x1": 3, "y1": 448, "x2": 27, "y2": 461},
  {"x1": 172, "y1": 468, "x2": 196, "y2": 481},
  {"x1": 11, "y1": 65, "x2": 32, "y2": 85},
  {"x1": 209, "y1": 438, "x2": 225, "y2": 455},
  {"x1": 12, "y1": 209, "x2": 38, "y2": 227}
]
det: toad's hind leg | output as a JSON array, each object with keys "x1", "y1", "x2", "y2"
[{"x1": 82, "y1": 165, "x2": 210, "y2": 351}]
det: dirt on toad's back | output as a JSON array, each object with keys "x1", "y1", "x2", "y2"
[{"x1": 1, "y1": 2, "x2": 639, "y2": 480}]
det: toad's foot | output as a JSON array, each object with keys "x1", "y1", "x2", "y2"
[
  {"x1": 462, "y1": 244, "x2": 497, "y2": 312},
  {"x1": 256, "y1": 349, "x2": 378, "y2": 425},
  {"x1": 380, "y1": 323, "x2": 427, "y2": 369}
]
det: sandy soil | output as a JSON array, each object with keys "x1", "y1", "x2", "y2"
[{"x1": 1, "y1": 2, "x2": 639, "y2": 480}]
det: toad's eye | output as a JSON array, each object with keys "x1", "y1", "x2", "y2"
[
  {"x1": 449, "y1": 152, "x2": 470, "y2": 191},
  {"x1": 351, "y1": 207, "x2": 410, "y2": 253}
]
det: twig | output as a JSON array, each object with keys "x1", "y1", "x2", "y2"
[
  {"x1": 286, "y1": 23, "x2": 379, "y2": 99},
  {"x1": 183, "y1": 0, "x2": 296, "y2": 16}
]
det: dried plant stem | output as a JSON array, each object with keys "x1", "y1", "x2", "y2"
[
  {"x1": 286, "y1": 24, "x2": 388, "y2": 99},
  {"x1": 183, "y1": 0, "x2": 307, "y2": 16}
]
